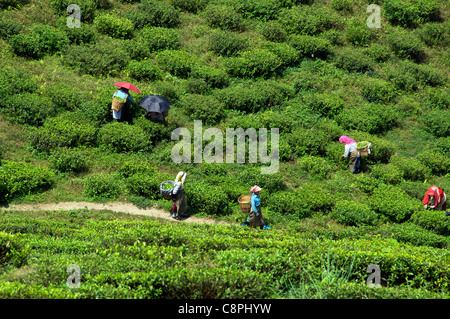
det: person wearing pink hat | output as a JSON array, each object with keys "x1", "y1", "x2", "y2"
[
  {"x1": 242, "y1": 185, "x2": 270, "y2": 229},
  {"x1": 339, "y1": 135, "x2": 361, "y2": 173}
]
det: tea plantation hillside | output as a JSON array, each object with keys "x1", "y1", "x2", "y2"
[{"x1": 0, "y1": 0, "x2": 450, "y2": 299}]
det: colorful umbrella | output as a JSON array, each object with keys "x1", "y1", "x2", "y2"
[{"x1": 114, "y1": 82, "x2": 141, "y2": 94}]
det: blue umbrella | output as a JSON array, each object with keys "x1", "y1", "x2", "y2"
[{"x1": 139, "y1": 95, "x2": 171, "y2": 114}]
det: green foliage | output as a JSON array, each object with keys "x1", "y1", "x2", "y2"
[
  {"x1": 189, "y1": 65, "x2": 230, "y2": 89},
  {"x1": 297, "y1": 155, "x2": 333, "y2": 180},
  {"x1": 156, "y1": 50, "x2": 197, "y2": 78},
  {"x1": 330, "y1": 0, "x2": 353, "y2": 12},
  {"x1": 332, "y1": 200, "x2": 378, "y2": 226},
  {"x1": 0, "y1": 231, "x2": 28, "y2": 268},
  {"x1": 97, "y1": 122, "x2": 152, "y2": 153},
  {"x1": 420, "y1": 109, "x2": 450, "y2": 138},
  {"x1": 384, "y1": 0, "x2": 441, "y2": 28},
  {"x1": 370, "y1": 164, "x2": 403, "y2": 185},
  {"x1": 369, "y1": 184, "x2": 422, "y2": 222},
  {"x1": 363, "y1": 43, "x2": 393, "y2": 62},
  {"x1": 425, "y1": 87, "x2": 450, "y2": 109},
  {"x1": 3, "y1": 93, "x2": 56, "y2": 127},
  {"x1": 294, "y1": 182, "x2": 335, "y2": 214},
  {"x1": 332, "y1": 47, "x2": 373, "y2": 73},
  {"x1": 94, "y1": 13, "x2": 134, "y2": 39},
  {"x1": 223, "y1": 49, "x2": 283, "y2": 78},
  {"x1": 262, "y1": 42, "x2": 299, "y2": 67},
  {"x1": 49, "y1": 147, "x2": 88, "y2": 173},
  {"x1": 0, "y1": 160, "x2": 54, "y2": 200},
  {"x1": 8, "y1": 33, "x2": 43, "y2": 59},
  {"x1": 416, "y1": 22, "x2": 450, "y2": 47},
  {"x1": 359, "y1": 77, "x2": 397, "y2": 103},
  {"x1": 288, "y1": 34, "x2": 331, "y2": 59},
  {"x1": 170, "y1": 0, "x2": 209, "y2": 13},
  {"x1": 336, "y1": 104, "x2": 400, "y2": 135},
  {"x1": 207, "y1": 29, "x2": 248, "y2": 57},
  {"x1": 416, "y1": 151, "x2": 450, "y2": 175},
  {"x1": 186, "y1": 180, "x2": 230, "y2": 215},
  {"x1": 235, "y1": 0, "x2": 282, "y2": 21},
  {"x1": 44, "y1": 82, "x2": 88, "y2": 111},
  {"x1": 177, "y1": 94, "x2": 225, "y2": 125},
  {"x1": 278, "y1": 5, "x2": 339, "y2": 35},
  {"x1": 57, "y1": 18, "x2": 98, "y2": 45},
  {"x1": 386, "y1": 29, "x2": 426, "y2": 62},
  {"x1": 27, "y1": 114, "x2": 98, "y2": 153},
  {"x1": 127, "y1": 0, "x2": 181, "y2": 29},
  {"x1": 382, "y1": 62, "x2": 419, "y2": 92},
  {"x1": 126, "y1": 171, "x2": 171, "y2": 198},
  {"x1": 202, "y1": 4, "x2": 245, "y2": 31},
  {"x1": 259, "y1": 20, "x2": 287, "y2": 42},
  {"x1": 237, "y1": 166, "x2": 285, "y2": 193},
  {"x1": 0, "y1": 0, "x2": 28, "y2": 9},
  {"x1": 83, "y1": 173, "x2": 121, "y2": 200},
  {"x1": 0, "y1": 67, "x2": 36, "y2": 99},
  {"x1": 410, "y1": 210, "x2": 450, "y2": 236},
  {"x1": 345, "y1": 19, "x2": 375, "y2": 46},
  {"x1": 62, "y1": 39, "x2": 130, "y2": 76},
  {"x1": 49, "y1": 0, "x2": 105, "y2": 22},
  {"x1": 126, "y1": 60, "x2": 163, "y2": 81},
  {"x1": 0, "y1": 17, "x2": 21, "y2": 39},
  {"x1": 301, "y1": 91, "x2": 344, "y2": 118},
  {"x1": 389, "y1": 155, "x2": 431, "y2": 181},
  {"x1": 213, "y1": 80, "x2": 294, "y2": 113},
  {"x1": 129, "y1": 27, "x2": 181, "y2": 60}
]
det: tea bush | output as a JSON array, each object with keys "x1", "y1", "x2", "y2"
[
  {"x1": 170, "y1": 0, "x2": 209, "y2": 13},
  {"x1": 49, "y1": 147, "x2": 88, "y2": 173},
  {"x1": 301, "y1": 92, "x2": 344, "y2": 118},
  {"x1": 127, "y1": 0, "x2": 181, "y2": 29},
  {"x1": 0, "y1": 67, "x2": 36, "y2": 99},
  {"x1": 368, "y1": 184, "x2": 422, "y2": 222},
  {"x1": 126, "y1": 60, "x2": 163, "y2": 81},
  {"x1": 369, "y1": 163, "x2": 403, "y2": 185},
  {"x1": 93, "y1": 13, "x2": 134, "y2": 39},
  {"x1": 83, "y1": 173, "x2": 121, "y2": 200},
  {"x1": 0, "y1": 231, "x2": 28, "y2": 268},
  {"x1": 62, "y1": 39, "x2": 130, "y2": 76},
  {"x1": 331, "y1": 200, "x2": 378, "y2": 226},
  {"x1": 28, "y1": 114, "x2": 98, "y2": 153},
  {"x1": 50, "y1": 0, "x2": 104, "y2": 22},
  {"x1": 259, "y1": 20, "x2": 287, "y2": 42},
  {"x1": 425, "y1": 87, "x2": 450, "y2": 109},
  {"x1": 288, "y1": 34, "x2": 331, "y2": 59},
  {"x1": 345, "y1": 19, "x2": 375, "y2": 46},
  {"x1": 126, "y1": 171, "x2": 171, "y2": 198},
  {"x1": 0, "y1": 0, "x2": 28, "y2": 9},
  {"x1": 383, "y1": 0, "x2": 440, "y2": 28},
  {"x1": 266, "y1": 190, "x2": 308, "y2": 219},
  {"x1": 416, "y1": 22, "x2": 450, "y2": 47},
  {"x1": 382, "y1": 63, "x2": 419, "y2": 92},
  {"x1": 155, "y1": 50, "x2": 197, "y2": 78},
  {"x1": 278, "y1": 5, "x2": 338, "y2": 35},
  {"x1": 262, "y1": 42, "x2": 299, "y2": 67},
  {"x1": 97, "y1": 122, "x2": 152, "y2": 153},
  {"x1": 44, "y1": 82, "x2": 88, "y2": 111},
  {"x1": 186, "y1": 180, "x2": 230, "y2": 215},
  {"x1": 189, "y1": 65, "x2": 230, "y2": 89},
  {"x1": 130, "y1": 27, "x2": 181, "y2": 60},
  {"x1": 8, "y1": 33, "x2": 43, "y2": 59},
  {"x1": 0, "y1": 17, "x2": 21, "y2": 39},
  {"x1": 0, "y1": 160, "x2": 54, "y2": 200},
  {"x1": 202, "y1": 4, "x2": 245, "y2": 31},
  {"x1": 420, "y1": 109, "x2": 450, "y2": 138},
  {"x1": 359, "y1": 77, "x2": 397, "y2": 103},
  {"x1": 398, "y1": 180, "x2": 430, "y2": 200},
  {"x1": 332, "y1": 47, "x2": 373, "y2": 73},
  {"x1": 235, "y1": 0, "x2": 282, "y2": 21},
  {"x1": 294, "y1": 182, "x2": 335, "y2": 214},
  {"x1": 3, "y1": 93, "x2": 56, "y2": 127},
  {"x1": 416, "y1": 151, "x2": 450, "y2": 175},
  {"x1": 212, "y1": 80, "x2": 294, "y2": 113},
  {"x1": 297, "y1": 155, "x2": 333, "y2": 180},
  {"x1": 177, "y1": 94, "x2": 225, "y2": 125},
  {"x1": 336, "y1": 104, "x2": 400, "y2": 135},
  {"x1": 386, "y1": 29, "x2": 426, "y2": 62},
  {"x1": 57, "y1": 18, "x2": 98, "y2": 45},
  {"x1": 207, "y1": 29, "x2": 248, "y2": 57},
  {"x1": 237, "y1": 166, "x2": 285, "y2": 193},
  {"x1": 363, "y1": 43, "x2": 393, "y2": 62},
  {"x1": 223, "y1": 49, "x2": 283, "y2": 78},
  {"x1": 410, "y1": 210, "x2": 450, "y2": 236},
  {"x1": 118, "y1": 159, "x2": 155, "y2": 179},
  {"x1": 389, "y1": 155, "x2": 431, "y2": 181}
]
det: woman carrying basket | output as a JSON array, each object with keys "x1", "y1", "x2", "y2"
[
  {"x1": 171, "y1": 171, "x2": 187, "y2": 220},
  {"x1": 112, "y1": 87, "x2": 136, "y2": 122},
  {"x1": 339, "y1": 135, "x2": 361, "y2": 173},
  {"x1": 242, "y1": 185, "x2": 270, "y2": 229}
]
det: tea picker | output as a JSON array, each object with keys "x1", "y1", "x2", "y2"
[
  {"x1": 111, "y1": 82, "x2": 140, "y2": 122},
  {"x1": 422, "y1": 186, "x2": 448, "y2": 215},
  {"x1": 160, "y1": 171, "x2": 188, "y2": 220},
  {"x1": 240, "y1": 185, "x2": 270, "y2": 230}
]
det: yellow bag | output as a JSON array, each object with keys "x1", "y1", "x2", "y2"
[{"x1": 111, "y1": 96, "x2": 127, "y2": 112}]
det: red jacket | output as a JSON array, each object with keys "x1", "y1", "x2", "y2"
[{"x1": 422, "y1": 186, "x2": 445, "y2": 207}]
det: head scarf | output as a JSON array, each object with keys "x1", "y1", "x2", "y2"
[
  {"x1": 175, "y1": 171, "x2": 187, "y2": 185},
  {"x1": 422, "y1": 186, "x2": 443, "y2": 206},
  {"x1": 250, "y1": 185, "x2": 262, "y2": 194},
  {"x1": 339, "y1": 136, "x2": 356, "y2": 145}
]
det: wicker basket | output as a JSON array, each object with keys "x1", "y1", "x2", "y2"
[
  {"x1": 357, "y1": 141, "x2": 370, "y2": 157},
  {"x1": 238, "y1": 195, "x2": 251, "y2": 213},
  {"x1": 160, "y1": 180, "x2": 174, "y2": 200},
  {"x1": 111, "y1": 96, "x2": 126, "y2": 112}
]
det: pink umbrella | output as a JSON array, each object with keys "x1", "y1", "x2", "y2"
[{"x1": 114, "y1": 82, "x2": 141, "y2": 94}]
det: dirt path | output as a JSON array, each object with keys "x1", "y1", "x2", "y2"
[{"x1": 0, "y1": 201, "x2": 232, "y2": 226}]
